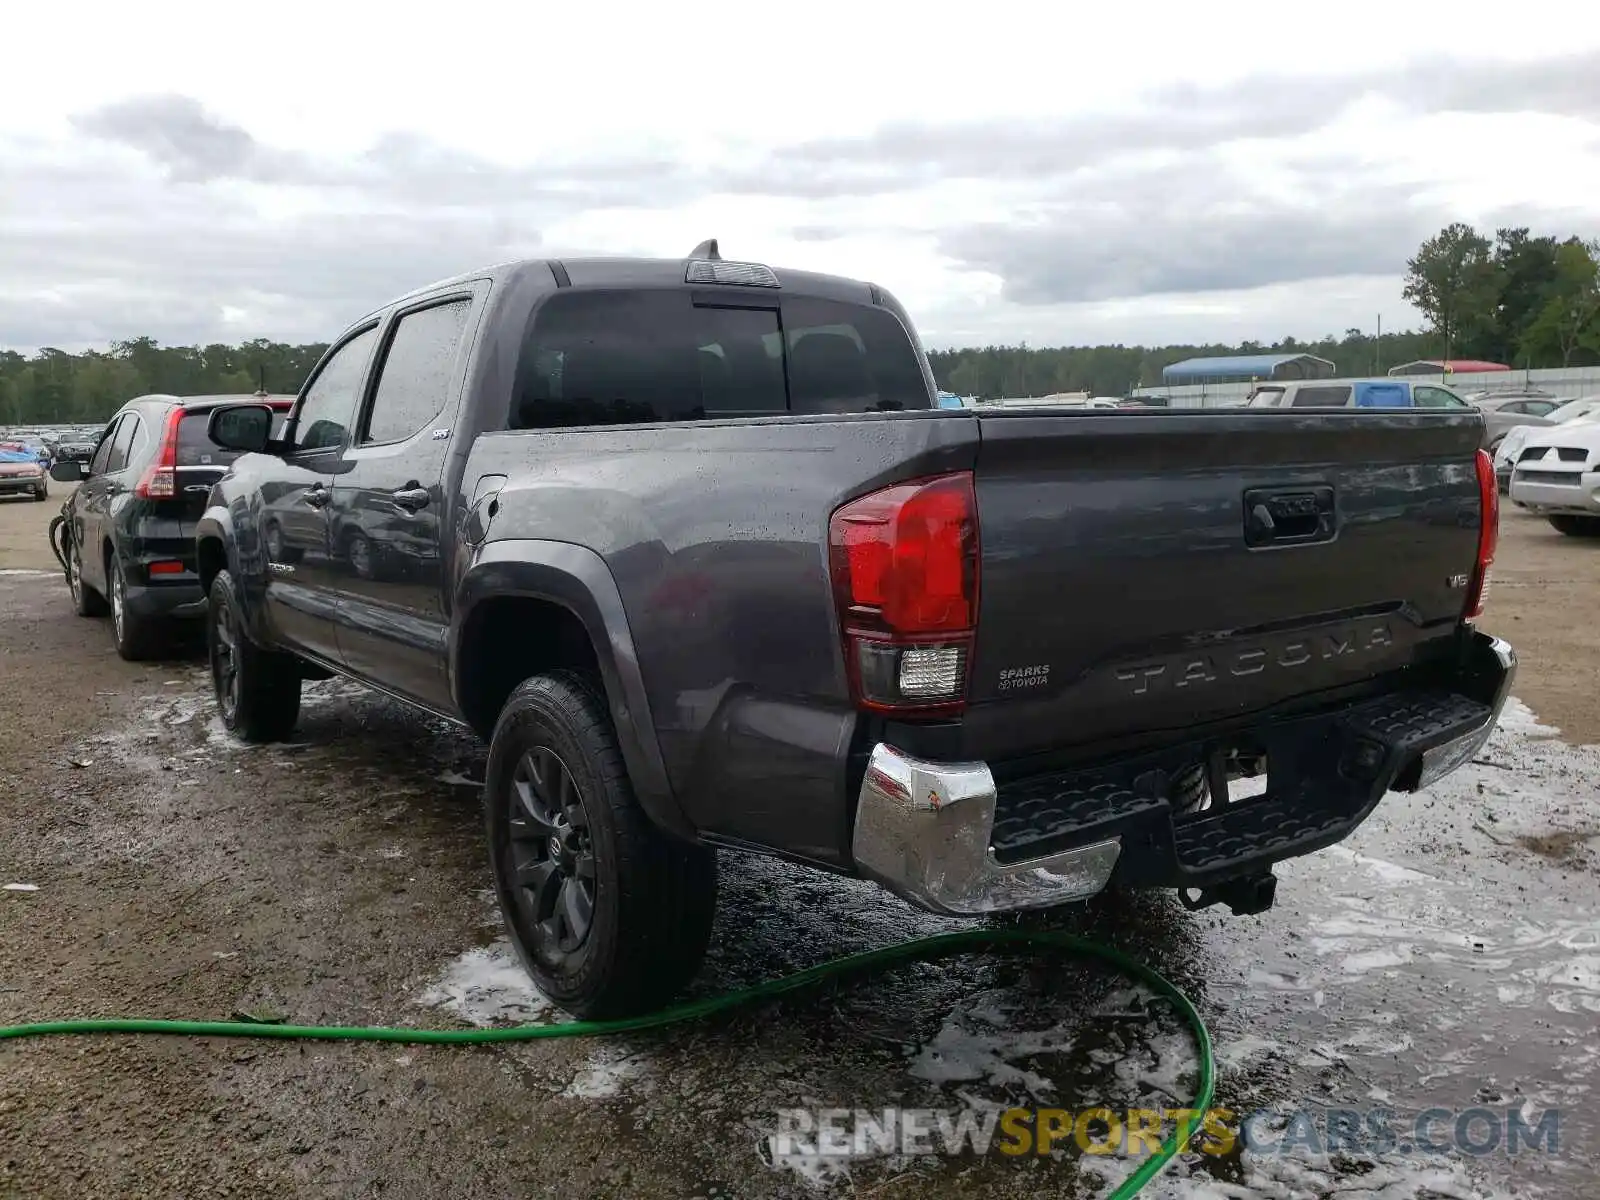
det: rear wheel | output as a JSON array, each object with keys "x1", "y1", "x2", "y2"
[
  {"x1": 486, "y1": 671, "x2": 717, "y2": 1019},
  {"x1": 1548, "y1": 514, "x2": 1600, "y2": 538},
  {"x1": 207, "y1": 568, "x2": 302, "y2": 742},
  {"x1": 108, "y1": 554, "x2": 168, "y2": 661},
  {"x1": 66, "y1": 536, "x2": 108, "y2": 617}
]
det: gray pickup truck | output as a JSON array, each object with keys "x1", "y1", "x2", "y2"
[{"x1": 196, "y1": 243, "x2": 1514, "y2": 1017}]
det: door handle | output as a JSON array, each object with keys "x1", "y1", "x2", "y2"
[
  {"x1": 391, "y1": 487, "x2": 430, "y2": 512},
  {"x1": 302, "y1": 485, "x2": 331, "y2": 509}
]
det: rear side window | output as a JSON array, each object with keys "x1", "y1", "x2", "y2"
[
  {"x1": 511, "y1": 289, "x2": 929, "y2": 429},
  {"x1": 1290, "y1": 386, "x2": 1353, "y2": 407},
  {"x1": 363, "y1": 299, "x2": 474, "y2": 444}
]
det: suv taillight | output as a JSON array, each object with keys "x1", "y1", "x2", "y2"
[
  {"x1": 828, "y1": 472, "x2": 980, "y2": 714},
  {"x1": 135, "y1": 407, "x2": 184, "y2": 499},
  {"x1": 1465, "y1": 448, "x2": 1498, "y2": 621}
]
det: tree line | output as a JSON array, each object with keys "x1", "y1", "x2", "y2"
[
  {"x1": 3, "y1": 223, "x2": 1596, "y2": 425},
  {"x1": 0, "y1": 338, "x2": 328, "y2": 427}
]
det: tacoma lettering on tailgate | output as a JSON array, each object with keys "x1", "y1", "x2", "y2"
[{"x1": 1113, "y1": 622, "x2": 1395, "y2": 697}]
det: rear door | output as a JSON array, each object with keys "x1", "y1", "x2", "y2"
[{"x1": 329, "y1": 292, "x2": 479, "y2": 709}]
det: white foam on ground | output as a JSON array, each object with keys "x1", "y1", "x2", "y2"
[
  {"x1": 562, "y1": 1046, "x2": 649, "y2": 1098},
  {"x1": 414, "y1": 942, "x2": 550, "y2": 1026},
  {"x1": 0, "y1": 568, "x2": 52, "y2": 576},
  {"x1": 3, "y1": 882, "x2": 40, "y2": 892}
]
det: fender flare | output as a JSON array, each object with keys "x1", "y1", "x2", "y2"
[
  {"x1": 452, "y1": 540, "x2": 693, "y2": 842},
  {"x1": 194, "y1": 504, "x2": 269, "y2": 643}
]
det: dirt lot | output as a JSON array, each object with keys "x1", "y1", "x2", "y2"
[{"x1": 1, "y1": 493, "x2": 1597, "y2": 1199}]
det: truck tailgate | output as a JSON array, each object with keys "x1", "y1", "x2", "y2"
[{"x1": 964, "y1": 409, "x2": 1487, "y2": 764}]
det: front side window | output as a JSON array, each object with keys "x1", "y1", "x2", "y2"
[
  {"x1": 88, "y1": 417, "x2": 122, "y2": 475},
  {"x1": 290, "y1": 326, "x2": 378, "y2": 451},
  {"x1": 363, "y1": 299, "x2": 473, "y2": 445},
  {"x1": 1414, "y1": 385, "x2": 1468, "y2": 409},
  {"x1": 510, "y1": 289, "x2": 930, "y2": 430},
  {"x1": 105, "y1": 414, "x2": 141, "y2": 473}
]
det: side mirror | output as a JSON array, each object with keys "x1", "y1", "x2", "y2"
[
  {"x1": 50, "y1": 459, "x2": 85, "y2": 482},
  {"x1": 209, "y1": 404, "x2": 276, "y2": 454}
]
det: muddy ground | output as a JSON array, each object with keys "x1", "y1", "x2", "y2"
[{"x1": 1, "y1": 493, "x2": 1597, "y2": 1199}]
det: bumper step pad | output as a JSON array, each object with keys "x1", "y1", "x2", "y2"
[{"x1": 989, "y1": 687, "x2": 1495, "y2": 886}]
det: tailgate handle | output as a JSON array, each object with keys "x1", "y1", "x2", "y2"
[{"x1": 1243, "y1": 486, "x2": 1335, "y2": 547}]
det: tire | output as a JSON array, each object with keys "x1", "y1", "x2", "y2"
[
  {"x1": 66, "y1": 535, "x2": 108, "y2": 617},
  {"x1": 1548, "y1": 514, "x2": 1600, "y2": 538},
  {"x1": 207, "y1": 568, "x2": 302, "y2": 742},
  {"x1": 108, "y1": 553, "x2": 169, "y2": 661},
  {"x1": 33, "y1": 481, "x2": 47, "y2": 501},
  {"x1": 486, "y1": 671, "x2": 717, "y2": 1019}
]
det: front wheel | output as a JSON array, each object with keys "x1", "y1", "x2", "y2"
[
  {"x1": 486, "y1": 671, "x2": 717, "y2": 1019},
  {"x1": 67, "y1": 536, "x2": 108, "y2": 617},
  {"x1": 1549, "y1": 514, "x2": 1600, "y2": 538},
  {"x1": 33, "y1": 482, "x2": 47, "y2": 501},
  {"x1": 207, "y1": 568, "x2": 302, "y2": 742}
]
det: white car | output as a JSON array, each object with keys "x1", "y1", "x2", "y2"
[
  {"x1": 1495, "y1": 394, "x2": 1600, "y2": 493},
  {"x1": 1506, "y1": 406, "x2": 1600, "y2": 536}
]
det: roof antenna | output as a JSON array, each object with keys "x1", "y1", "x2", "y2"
[{"x1": 689, "y1": 238, "x2": 721, "y2": 261}]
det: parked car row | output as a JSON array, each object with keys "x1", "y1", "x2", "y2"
[
  {"x1": 1499, "y1": 394, "x2": 1600, "y2": 537},
  {"x1": 1245, "y1": 378, "x2": 1567, "y2": 453}
]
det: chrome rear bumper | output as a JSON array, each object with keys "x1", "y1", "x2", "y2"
[
  {"x1": 850, "y1": 744, "x2": 1121, "y2": 916},
  {"x1": 851, "y1": 633, "x2": 1515, "y2": 915}
]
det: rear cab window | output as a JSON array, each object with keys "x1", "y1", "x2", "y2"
[{"x1": 510, "y1": 288, "x2": 930, "y2": 429}]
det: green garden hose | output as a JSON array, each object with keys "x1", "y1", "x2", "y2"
[{"x1": 0, "y1": 927, "x2": 1215, "y2": 1199}]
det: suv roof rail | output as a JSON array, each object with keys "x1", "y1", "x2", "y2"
[{"x1": 688, "y1": 238, "x2": 721, "y2": 261}]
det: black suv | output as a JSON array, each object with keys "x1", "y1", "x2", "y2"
[{"x1": 53, "y1": 393, "x2": 292, "y2": 659}]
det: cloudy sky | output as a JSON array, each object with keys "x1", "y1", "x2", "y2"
[{"x1": 4, "y1": 0, "x2": 1600, "y2": 353}]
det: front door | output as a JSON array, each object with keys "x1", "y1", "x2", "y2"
[
  {"x1": 259, "y1": 324, "x2": 379, "y2": 664},
  {"x1": 329, "y1": 294, "x2": 476, "y2": 711},
  {"x1": 71, "y1": 415, "x2": 126, "y2": 594}
]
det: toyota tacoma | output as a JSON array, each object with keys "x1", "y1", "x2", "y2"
[{"x1": 195, "y1": 243, "x2": 1514, "y2": 1017}]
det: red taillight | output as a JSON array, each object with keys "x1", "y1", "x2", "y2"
[
  {"x1": 828, "y1": 472, "x2": 980, "y2": 714},
  {"x1": 135, "y1": 407, "x2": 185, "y2": 500},
  {"x1": 1465, "y1": 448, "x2": 1498, "y2": 621},
  {"x1": 148, "y1": 560, "x2": 184, "y2": 576}
]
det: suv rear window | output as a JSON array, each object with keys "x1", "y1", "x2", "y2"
[
  {"x1": 510, "y1": 289, "x2": 929, "y2": 429},
  {"x1": 176, "y1": 409, "x2": 287, "y2": 467},
  {"x1": 1290, "y1": 386, "x2": 1353, "y2": 407}
]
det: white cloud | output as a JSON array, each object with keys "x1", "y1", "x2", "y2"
[{"x1": 3, "y1": 0, "x2": 1600, "y2": 351}]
